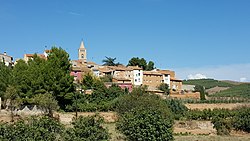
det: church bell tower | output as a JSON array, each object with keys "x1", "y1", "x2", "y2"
[{"x1": 78, "y1": 40, "x2": 87, "y2": 63}]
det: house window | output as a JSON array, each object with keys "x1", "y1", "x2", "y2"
[
  {"x1": 138, "y1": 73, "x2": 140, "y2": 76},
  {"x1": 135, "y1": 79, "x2": 137, "y2": 82}
]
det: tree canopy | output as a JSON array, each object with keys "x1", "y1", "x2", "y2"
[
  {"x1": 0, "y1": 62, "x2": 12, "y2": 98},
  {"x1": 11, "y1": 47, "x2": 74, "y2": 110},
  {"x1": 102, "y1": 56, "x2": 121, "y2": 66},
  {"x1": 127, "y1": 57, "x2": 155, "y2": 70}
]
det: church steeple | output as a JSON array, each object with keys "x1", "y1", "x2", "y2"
[{"x1": 78, "y1": 40, "x2": 87, "y2": 63}]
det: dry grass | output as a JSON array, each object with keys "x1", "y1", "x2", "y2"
[
  {"x1": 103, "y1": 123, "x2": 125, "y2": 141},
  {"x1": 185, "y1": 103, "x2": 250, "y2": 110},
  {"x1": 175, "y1": 135, "x2": 250, "y2": 141}
]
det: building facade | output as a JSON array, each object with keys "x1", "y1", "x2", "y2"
[{"x1": 0, "y1": 52, "x2": 13, "y2": 66}]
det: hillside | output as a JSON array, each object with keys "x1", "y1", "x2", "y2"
[
  {"x1": 211, "y1": 83, "x2": 250, "y2": 99},
  {"x1": 182, "y1": 79, "x2": 235, "y2": 89}
]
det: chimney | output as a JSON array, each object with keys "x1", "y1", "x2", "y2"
[{"x1": 3, "y1": 52, "x2": 6, "y2": 55}]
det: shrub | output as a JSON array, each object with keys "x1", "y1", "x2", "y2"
[
  {"x1": 165, "y1": 99, "x2": 188, "y2": 120},
  {"x1": 63, "y1": 115, "x2": 110, "y2": 141},
  {"x1": 212, "y1": 117, "x2": 232, "y2": 135},
  {"x1": 158, "y1": 83, "x2": 170, "y2": 95},
  {"x1": 185, "y1": 108, "x2": 234, "y2": 120},
  {"x1": 116, "y1": 93, "x2": 173, "y2": 141},
  {"x1": 233, "y1": 107, "x2": 250, "y2": 132},
  {"x1": 117, "y1": 107, "x2": 173, "y2": 141},
  {"x1": 115, "y1": 93, "x2": 170, "y2": 116},
  {"x1": 0, "y1": 116, "x2": 63, "y2": 141}
]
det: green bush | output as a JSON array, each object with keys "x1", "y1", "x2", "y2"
[
  {"x1": 233, "y1": 107, "x2": 250, "y2": 132},
  {"x1": 165, "y1": 99, "x2": 188, "y2": 120},
  {"x1": 66, "y1": 84, "x2": 125, "y2": 112},
  {"x1": 185, "y1": 108, "x2": 234, "y2": 120},
  {"x1": 212, "y1": 117, "x2": 232, "y2": 135},
  {"x1": 116, "y1": 93, "x2": 173, "y2": 141},
  {"x1": 0, "y1": 116, "x2": 63, "y2": 141},
  {"x1": 115, "y1": 93, "x2": 170, "y2": 116},
  {"x1": 158, "y1": 83, "x2": 170, "y2": 95},
  {"x1": 63, "y1": 115, "x2": 110, "y2": 141},
  {"x1": 117, "y1": 107, "x2": 173, "y2": 141}
]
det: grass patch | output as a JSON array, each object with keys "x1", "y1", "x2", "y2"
[{"x1": 103, "y1": 123, "x2": 125, "y2": 141}]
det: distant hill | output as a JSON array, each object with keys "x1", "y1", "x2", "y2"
[
  {"x1": 182, "y1": 79, "x2": 235, "y2": 89},
  {"x1": 183, "y1": 79, "x2": 250, "y2": 99},
  {"x1": 211, "y1": 83, "x2": 250, "y2": 99},
  {"x1": 221, "y1": 80, "x2": 249, "y2": 85}
]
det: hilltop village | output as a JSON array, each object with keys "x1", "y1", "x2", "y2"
[
  {"x1": 1, "y1": 41, "x2": 250, "y2": 141},
  {"x1": 0, "y1": 40, "x2": 199, "y2": 98}
]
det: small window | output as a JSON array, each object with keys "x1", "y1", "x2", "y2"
[{"x1": 81, "y1": 54, "x2": 84, "y2": 58}]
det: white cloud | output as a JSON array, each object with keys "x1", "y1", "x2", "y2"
[
  {"x1": 240, "y1": 77, "x2": 247, "y2": 82},
  {"x1": 188, "y1": 74, "x2": 207, "y2": 79},
  {"x1": 172, "y1": 63, "x2": 250, "y2": 82}
]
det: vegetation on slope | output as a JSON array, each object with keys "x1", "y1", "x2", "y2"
[
  {"x1": 212, "y1": 83, "x2": 250, "y2": 99},
  {"x1": 183, "y1": 79, "x2": 235, "y2": 89}
]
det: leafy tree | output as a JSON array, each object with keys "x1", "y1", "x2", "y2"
[
  {"x1": 158, "y1": 83, "x2": 170, "y2": 95},
  {"x1": 130, "y1": 85, "x2": 148, "y2": 96},
  {"x1": 82, "y1": 72, "x2": 107, "y2": 91},
  {"x1": 4, "y1": 85, "x2": 22, "y2": 122},
  {"x1": 127, "y1": 57, "x2": 147, "y2": 70},
  {"x1": 146, "y1": 61, "x2": 155, "y2": 71},
  {"x1": 100, "y1": 74, "x2": 113, "y2": 82},
  {"x1": 102, "y1": 56, "x2": 121, "y2": 66},
  {"x1": 0, "y1": 62, "x2": 12, "y2": 98},
  {"x1": 12, "y1": 47, "x2": 75, "y2": 110},
  {"x1": 63, "y1": 115, "x2": 110, "y2": 141},
  {"x1": 116, "y1": 94, "x2": 173, "y2": 141},
  {"x1": 117, "y1": 108, "x2": 173, "y2": 141},
  {"x1": 194, "y1": 85, "x2": 206, "y2": 100},
  {"x1": 106, "y1": 84, "x2": 125, "y2": 101},
  {"x1": 66, "y1": 74, "x2": 125, "y2": 112},
  {"x1": 12, "y1": 59, "x2": 30, "y2": 98},
  {"x1": 45, "y1": 47, "x2": 75, "y2": 110},
  {"x1": 32, "y1": 93, "x2": 59, "y2": 117},
  {"x1": 115, "y1": 91, "x2": 171, "y2": 117}
]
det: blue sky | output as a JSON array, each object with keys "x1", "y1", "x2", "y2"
[{"x1": 1, "y1": 0, "x2": 250, "y2": 81}]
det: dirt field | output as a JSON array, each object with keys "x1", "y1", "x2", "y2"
[
  {"x1": 206, "y1": 86, "x2": 230, "y2": 95},
  {"x1": 185, "y1": 103, "x2": 250, "y2": 110}
]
